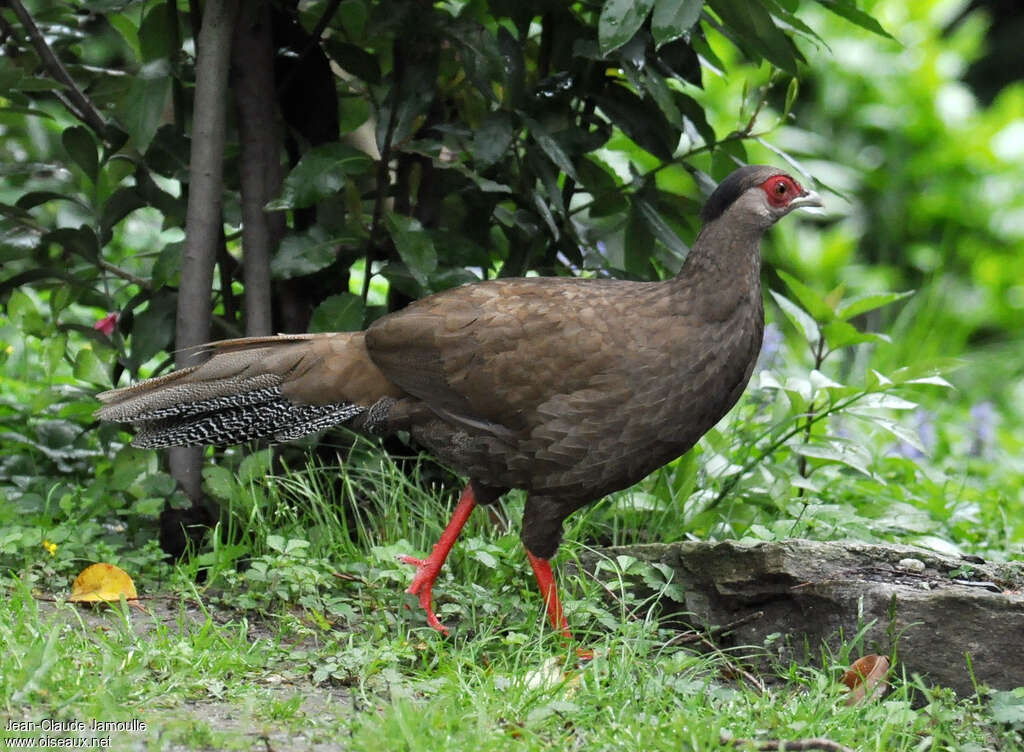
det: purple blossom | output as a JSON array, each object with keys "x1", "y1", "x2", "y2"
[
  {"x1": 755, "y1": 322, "x2": 784, "y2": 372},
  {"x1": 969, "y1": 401, "x2": 998, "y2": 456},
  {"x1": 889, "y1": 409, "x2": 936, "y2": 460}
]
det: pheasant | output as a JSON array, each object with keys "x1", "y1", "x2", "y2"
[{"x1": 96, "y1": 165, "x2": 822, "y2": 638}]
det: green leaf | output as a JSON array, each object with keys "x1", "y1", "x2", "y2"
[
  {"x1": 473, "y1": 112, "x2": 517, "y2": 168},
  {"x1": 763, "y1": 0, "x2": 824, "y2": 44},
  {"x1": 309, "y1": 293, "x2": 365, "y2": 333},
  {"x1": 641, "y1": 69, "x2": 682, "y2": 128},
  {"x1": 44, "y1": 334, "x2": 68, "y2": 374},
  {"x1": 707, "y1": 0, "x2": 799, "y2": 74},
  {"x1": 497, "y1": 27, "x2": 525, "y2": 107},
  {"x1": 43, "y1": 226, "x2": 100, "y2": 263},
  {"x1": 49, "y1": 287, "x2": 72, "y2": 318},
  {"x1": 792, "y1": 439, "x2": 873, "y2": 477},
  {"x1": 138, "y1": 5, "x2": 175, "y2": 62},
  {"x1": 578, "y1": 157, "x2": 626, "y2": 218},
  {"x1": 778, "y1": 270, "x2": 834, "y2": 321},
  {"x1": 446, "y1": 20, "x2": 501, "y2": 102},
  {"x1": 887, "y1": 358, "x2": 961, "y2": 386},
  {"x1": 812, "y1": 0, "x2": 893, "y2": 39},
  {"x1": 62, "y1": 127, "x2": 98, "y2": 182},
  {"x1": 675, "y1": 91, "x2": 716, "y2": 146},
  {"x1": 769, "y1": 290, "x2": 820, "y2": 346},
  {"x1": 989, "y1": 689, "x2": 1024, "y2": 728},
  {"x1": 527, "y1": 146, "x2": 565, "y2": 216},
  {"x1": 271, "y1": 227, "x2": 357, "y2": 280},
  {"x1": 783, "y1": 76, "x2": 799, "y2": 119},
  {"x1": 130, "y1": 290, "x2": 176, "y2": 365},
  {"x1": 851, "y1": 393, "x2": 918, "y2": 411},
  {"x1": 6, "y1": 287, "x2": 38, "y2": 325},
  {"x1": 903, "y1": 375, "x2": 953, "y2": 388},
  {"x1": 74, "y1": 347, "x2": 110, "y2": 386},
  {"x1": 377, "y1": 52, "x2": 437, "y2": 149},
  {"x1": 106, "y1": 13, "x2": 141, "y2": 59},
  {"x1": 15, "y1": 191, "x2": 89, "y2": 212},
  {"x1": 472, "y1": 549, "x2": 498, "y2": 568},
  {"x1": 710, "y1": 138, "x2": 747, "y2": 181},
  {"x1": 324, "y1": 40, "x2": 382, "y2": 85},
  {"x1": 652, "y1": 0, "x2": 703, "y2": 48},
  {"x1": 822, "y1": 319, "x2": 889, "y2": 350},
  {"x1": 860, "y1": 415, "x2": 928, "y2": 455},
  {"x1": 635, "y1": 198, "x2": 689, "y2": 263},
  {"x1": 599, "y1": 0, "x2": 657, "y2": 55},
  {"x1": 202, "y1": 465, "x2": 237, "y2": 502},
  {"x1": 100, "y1": 188, "x2": 147, "y2": 239},
  {"x1": 595, "y1": 84, "x2": 676, "y2": 161},
  {"x1": 238, "y1": 449, "x2": 274, "y2": 484},
  {"x1": 657, "y1": 37, "x2": 703, "y2": 87},
  {"x1": 269, "y1": 143, "x2": 373, "y2": 210},
  {"x1": 384, "y1": 213, "x2": 437, "y2": 288},
  {"x1": 836, "y1": 290, "x2": 914, "y2": 321},
  {"x1": 118, "y1": 61, "x2": 171, "y2": 152},
  {"x1": 624, "y1": 202, "x2": 656, "y2": 277},
  {"x1": 152, "y1": 241, "x2": 183, "y2": 288},
  {"x1": 524, "y1": 117, "x2": 578, "y2": 181},
  {"x1": 531, "y1": 188, "x2": 560, "y2": 240}
]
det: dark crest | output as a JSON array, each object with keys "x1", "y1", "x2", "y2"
[{"x1": 700, "y1": 165, "x2": 785, "y2": 224}]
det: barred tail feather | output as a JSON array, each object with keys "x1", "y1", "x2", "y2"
[
  {"x1": 129, "y1": 385, "x2": 365, "y2": 448},
  {"x1": 94, "y1": 333, "x2": 388, "y2": 448}
]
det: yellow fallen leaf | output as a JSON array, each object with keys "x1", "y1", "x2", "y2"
[{"x1": 70, "y1": 563, "x2": 139, "y2": 605}]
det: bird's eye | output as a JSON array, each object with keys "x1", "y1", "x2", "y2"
[{"x1": 760, "y1": 174, "x2": 802, "y2": 207}]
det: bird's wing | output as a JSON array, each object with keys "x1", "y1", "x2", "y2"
[{"x1": 364, "y1": 277, "x2": 653, "y2": 436}]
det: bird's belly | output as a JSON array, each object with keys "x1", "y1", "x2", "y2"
[{"x1": 411, "y1": 313, "x2": 763, "y2": 502}]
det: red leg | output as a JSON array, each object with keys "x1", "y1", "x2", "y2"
[
  {"x1": 399, "y1": 483, "x2": 477, "y2": 634},
  {"x1": 527, "y1": 551, "x2": 573, "y2": 640}
]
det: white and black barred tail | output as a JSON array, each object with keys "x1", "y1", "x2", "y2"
[{"x1": 96, "y1": 333, "x2": 404, "y2": 448}]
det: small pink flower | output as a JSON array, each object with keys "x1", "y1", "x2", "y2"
[{"x1": 94, "y1": 312, "x2": 119, "y2": 336}]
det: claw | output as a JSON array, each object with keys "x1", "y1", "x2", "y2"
[
  {"x1": 397, "y1": 484, "x2": 478, "y2": 635},
  {"x1": 399, "y1": 554, "x2": 449, "y2": 634}
]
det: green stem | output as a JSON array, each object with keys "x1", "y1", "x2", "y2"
[
  {"x1": 704, "y1": 390, "x2": 872, "y2": 514},
  {"x1": 567, "y1": 130, "x2": 770, "y2": 219}
]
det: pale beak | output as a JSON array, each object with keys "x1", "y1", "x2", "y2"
[{"x1": 789, "y1": 189, "x2": 823, "y2": 212}]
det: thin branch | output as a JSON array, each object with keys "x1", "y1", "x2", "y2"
[
  {"x1": 98, "y1": 260, "x2": 152, "y2": 290},
  {"x1": 796, "y1": 334, "x2": 829, "y2": 491},
  {"x1": 567, "y1": 129, "x2": 770, "y2": 219},
  {"x1": 5, "y1": 0, "x2": 107, "y2": 135},
  {"x1": 705, "y1": 391, "x2": 873, "y2": 511},
  {"x1": 361, "y1": 43, "x2": 402, "y2": 304},
  {"x1": 664, "y1": 611, "x2": 765, "y2": 647},
  {"x1": 697, "y1": 634, "x2": 765, "y2": 694}
]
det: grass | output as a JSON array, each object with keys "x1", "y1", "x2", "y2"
[
  {"x1": 2, "y1": 442, "x2": 1023, "y2": 751},
  {"x1": 2, "y1": 287, "x2": 1022, "y2": 750}
]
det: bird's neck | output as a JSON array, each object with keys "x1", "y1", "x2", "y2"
[{"x1": 671, "y1": 217, "x2": 765, "y2": 322}]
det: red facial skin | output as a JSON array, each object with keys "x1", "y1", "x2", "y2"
[{"x1": 760, "y1": 175, "x2": 804, "y2": 208}]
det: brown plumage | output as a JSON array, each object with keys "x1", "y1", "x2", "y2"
[{"x1": 97, "y1": 165, "x2": 822, "y2": 636}]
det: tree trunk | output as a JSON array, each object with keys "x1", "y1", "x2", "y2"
[
  {"x1": 233, "y1": 1, "x2": 284, "y2": 337},
  {"x1": 171, "y1": 0, "x2": 239, "y2": 501}
]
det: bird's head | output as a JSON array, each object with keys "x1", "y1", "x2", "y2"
[{"x1": 700, "y1": 165, "x2": 823, "y2": 231}]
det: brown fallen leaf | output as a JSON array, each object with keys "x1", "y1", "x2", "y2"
[
  {"x1": 69, "y1": 563, "x2": 145, "y2": 612},
  {"x1": 841, "y1": 654, "x2": 890, "y2": 705}
]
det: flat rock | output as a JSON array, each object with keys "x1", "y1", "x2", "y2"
[{"x1": 582, "y1": 539, "x2": 1024, "y2": 695}]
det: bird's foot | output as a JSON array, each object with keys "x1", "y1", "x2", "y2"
[
  {"x1": 575, "y1": 647, "x2": 595, "y2": 662},
  {"x1": 399, "y1": 553, "x2": 449, "y2": 635}
]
